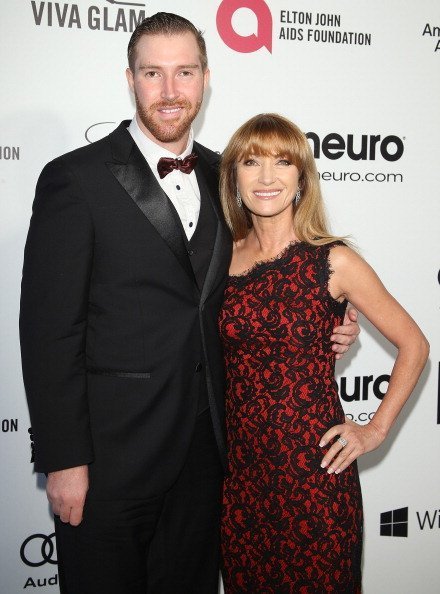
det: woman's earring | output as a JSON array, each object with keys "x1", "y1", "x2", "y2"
[
  {"x1": 294, "y1": 189, "x2": 301, "y2": 205},
  {"x1": 236, "y1": 188, "x2": 243, "y2": 208}
]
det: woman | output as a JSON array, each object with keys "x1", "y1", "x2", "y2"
[{"x1": 218, "y1": 113, "x2": 429, "y2": 593}]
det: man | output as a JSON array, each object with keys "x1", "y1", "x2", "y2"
[{"x1": 20, "y1": 12, "x2": 359, "y2": 594}]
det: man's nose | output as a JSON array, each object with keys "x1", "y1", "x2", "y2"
[{"x1": 161, "y1": 76, "x2": 179, "y2": 101}]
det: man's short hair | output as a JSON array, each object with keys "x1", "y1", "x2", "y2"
[{"x1": 127, "y1": 12, "x2": 208, "y2": 72}]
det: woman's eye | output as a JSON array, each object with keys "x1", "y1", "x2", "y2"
[{"x1": 277, "y1": 159, "x2": 292, "y2": 166}]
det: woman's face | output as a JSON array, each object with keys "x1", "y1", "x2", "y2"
[{"x1": 236, "y1": 154, "x2": 300, "y2": 220}]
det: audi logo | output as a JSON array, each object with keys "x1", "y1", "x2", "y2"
[{"x1": 20, "y1": 533, "x2": 58, "y2": 567}]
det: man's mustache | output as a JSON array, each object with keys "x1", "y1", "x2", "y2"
[{"x1": 151, "y1": 100, "x2": 192, "y2": 110}]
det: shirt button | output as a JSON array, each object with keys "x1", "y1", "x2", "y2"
[
  {"x1": 189, "y1": 222, "x2": 193, "y2": 228},
  {"x1": 176, "y1": 185, "x2": 181, "y2": 190}
]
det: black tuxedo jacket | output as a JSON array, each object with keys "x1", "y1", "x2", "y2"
[{"x1": 20, "y1": 121, "x2": 232, "y2": 499}]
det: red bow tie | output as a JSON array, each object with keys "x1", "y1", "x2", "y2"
[{"x1": 157, "y1": 152, "x2": 198, "y2": 179}]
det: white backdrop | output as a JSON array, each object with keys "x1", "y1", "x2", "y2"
[{"x1": 1, "y1": 1, "x2": 439, "y2": 592}]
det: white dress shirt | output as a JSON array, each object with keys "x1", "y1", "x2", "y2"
[{"x1": 128, "y1": 117, "x2": 201, "y2": 240}]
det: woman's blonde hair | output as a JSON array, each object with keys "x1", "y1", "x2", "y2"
[{"x1": 220, "y1": 113, "x2": 345, "y2": 245}]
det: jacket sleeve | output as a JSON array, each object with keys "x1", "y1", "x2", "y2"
[{"x1": 20, "y1": 157, "x2": 95, "y2": 473}]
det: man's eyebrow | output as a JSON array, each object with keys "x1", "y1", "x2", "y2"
[{"x1": 138, "y1": 64, "x2": 200, "y2": 71}]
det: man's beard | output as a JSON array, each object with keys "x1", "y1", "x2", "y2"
[{"x1": 135, "y1": 94, "x2": 202, "y2": 145}]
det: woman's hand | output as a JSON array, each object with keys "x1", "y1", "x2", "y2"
[{"x1": 319, "y1": 418, "x2": 387, "y2": 474}]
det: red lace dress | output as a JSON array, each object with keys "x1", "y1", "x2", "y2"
[{"x1": 219, "y1": 241, "x2": 362, "y2": 593}]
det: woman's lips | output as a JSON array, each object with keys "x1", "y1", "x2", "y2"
[{"x1": 253, "y1": 190, "x2": 283, "y2": 199}]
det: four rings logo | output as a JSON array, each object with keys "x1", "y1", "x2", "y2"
[{"x1": 20, "y1": 533, "x2": 57, "y2": 567}]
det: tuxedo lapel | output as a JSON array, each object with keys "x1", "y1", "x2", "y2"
[
  {"x1": 106, "y1": 122, "x2": 196, "y2": 284},
  {"x1": 200, "y1": 219, "x2": 230, "y2": 306},
  {"x1": 193, "y1": 146, "x2": 232, "y2": 305}
]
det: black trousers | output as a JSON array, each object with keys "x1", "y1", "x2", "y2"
[{"x1": 55, "y1": 409, "x2": 223, "y2": 594}]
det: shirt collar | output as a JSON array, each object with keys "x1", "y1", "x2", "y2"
[{"x1": 128, "y1": 116, "x2": 194, "y2": 164}]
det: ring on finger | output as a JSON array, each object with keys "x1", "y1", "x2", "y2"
[{"x1": 338, "y1": 436, "x2": 348, "y2": 448}]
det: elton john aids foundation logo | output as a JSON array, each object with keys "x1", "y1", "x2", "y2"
[{"x1": 216, "y1": 0, "x2": 273, "y2": 53}]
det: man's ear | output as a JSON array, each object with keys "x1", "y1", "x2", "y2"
[
  {"x1": 126, "y1": 67, "x2": 134, "y2": 92},
  {"x1": 203, "y1": 68, "x2": 210, "y2": 91}
]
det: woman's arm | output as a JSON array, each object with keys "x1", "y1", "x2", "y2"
[{"x1": 319, "y1": 245, "x2": 429, "y2": 474}]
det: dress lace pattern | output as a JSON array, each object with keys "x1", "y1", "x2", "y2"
[{"x1": 219, "y1": 241, "x2": 362, "y2": 593}]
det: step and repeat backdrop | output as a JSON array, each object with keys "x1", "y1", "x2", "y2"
[{"x1": 1, "y1": 1, "x2": 439, "y2": 592}]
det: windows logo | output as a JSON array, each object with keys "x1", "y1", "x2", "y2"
[{"x1": 380, "y1": 507, "x2": 408, "y2": 537}]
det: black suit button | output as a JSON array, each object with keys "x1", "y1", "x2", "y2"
[
  {"x1": 188, "y1": 249, "x2": 196, "y2": 256},
  {"x1": 195, "y1": 363, "x2": 203, "y2": 373}
]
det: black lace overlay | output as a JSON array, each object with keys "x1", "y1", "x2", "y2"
[{"x1": 219, "y1": 241, "x2": 362, "y2": 593}]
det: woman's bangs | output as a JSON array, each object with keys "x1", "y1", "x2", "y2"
[{"x1": 238, "y1": 126, "x2": 302, "y2": 165}]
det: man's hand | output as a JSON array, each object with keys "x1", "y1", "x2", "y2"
[
  {"x1": 331, "y1": 306, "x2": 360, "y2": 360},
  {"x1": 46, "y1": 465, "x2": 89, "y2": 526}
]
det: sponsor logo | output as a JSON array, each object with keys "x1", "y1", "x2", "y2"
[
  {"x1": 305, "y1": 132, "x2": 404, "y2": 184},
  {"x1": 85, "y1": 121, "x2": 118, "y2": 143},
  {"x1": 317, "y1": 170, "x2": 403, "y2": 184},
  {"x1": 217, "y1": 2, "x2": 372, "y2": 53},
  {"x1": 422, "y1": 23, "x2": 440, "y2": 52},
  {"x1": 416, "y1": 508, "x2": 440, "y2": 530},
  {"x1": 306, "y1": 132, "x2": 404, "y2": 162},
  {"x1": 380, "y1": 506, "x2": 440, "y2": 537},
  {"x1": 380, "y1": 507, "x2": 408, "y2": 537},
  {"x1": 217, "y1": 0, "x2": 272, "y2": 53},
  {"x1": 24, "y1": 575, "x2": 58, "y2": 589},
  {"x1": 337, "y1": 374, "x2": 390, "y2": 424},
  {"x1": 0, "y1": 145, "x2": 20, "y2": 160},
  {"x1": 344, "y1": 411, "x2": 376, "y2": 424},
  {"x1": 1, "y1": 418, "x2": 18, "y2": 432},
  {"x1": 30, "y1": 1, "x2": 146, "y2": 32},
  {"x1": 338, "y1": 374, "x2": 389, "y2": 403},
  {"x1": 20, "y1": 533, "x2": 57, "y2": 567},
  {"x1": 279, "y1": 11, "x2": 371, "y2": 46}
]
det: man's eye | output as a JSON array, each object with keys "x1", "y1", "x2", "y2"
[
  {"x1": 179, "y1": 71, "x2": 193, "y2": 77},
  {"x1": 145, "y1": 71, "x2": 159, "y2": 78}
]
